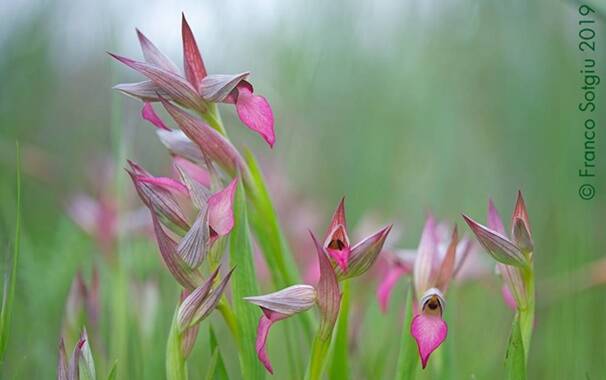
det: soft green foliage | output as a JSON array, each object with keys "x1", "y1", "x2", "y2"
[
  {"x1": 505, "y1": 314, "x2": 526, "y2": 380},
  {"x1": 0, "y1": 143, "x2": 20, "y2": 366},
  {"x1": 395, "y1": 284, "x2": 418, "y2": 380}
]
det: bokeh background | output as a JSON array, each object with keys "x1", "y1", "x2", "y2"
[{"x1": 1, "y1": 0, "x2": 605, "y2": 378}]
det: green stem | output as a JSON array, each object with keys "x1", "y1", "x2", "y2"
[
  {"x1": 216, "y1": 301, "x2": 239, "y2": 342},
  {"x1": 305, "y1": 334, "x2": 333, "y2": 380},
  {"x1": 519, "y1": 265, "x2": 535, "y2": 360},
  {"x1": 166, "y1": 307, "x2": 188, "y2": 380},
  {"x1": 200, "y1": 103, "x2": 228, "y2": 136},
  {"x1": 329, "y1": 280, "x2": 350, "y2": 380}
]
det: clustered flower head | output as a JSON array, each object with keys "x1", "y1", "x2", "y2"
[
  {"x1": 111, "y1": 14, "x2": 275, "y2": 147},
  {"x1": 245, "y1": 198, "x2": 391, "y2": 374}
]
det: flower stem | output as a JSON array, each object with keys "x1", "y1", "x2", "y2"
[
  {"x1": 519, "y1": 265, "x2": 535, "y2": 360},
  {"x1": 305, "y1": 333, "x2": 333, "y2": 380},
  {"x1": 201, "y1": 103, "x2": 228, "y2": 136},
  {"x1": 166, "y1": 307, "x2": 188, "y2": 380},
  {"x1": 216, "y1": 300, "x2": 239, "y2": 342}
]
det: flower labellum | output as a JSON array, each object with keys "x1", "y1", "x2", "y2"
[{"x1": 411, "y1": 288, "x2": 448, "y2": 369}]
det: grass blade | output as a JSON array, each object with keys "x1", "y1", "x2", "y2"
[
  {"x1": 0, "y1": 142, "x2": 21, "y2": 366},
  {"x1": 229, "y1": 179, "x2": 265, "y2": 380},
  {"x1": 205, "y1": 326, "x2": 229, "y2": 380},
  {"x1": 505, "y1": 313, "x2": 526, "y2": 380},
  {"x1": 395, "y1": 283, "x2": 418, "y2": 380}
]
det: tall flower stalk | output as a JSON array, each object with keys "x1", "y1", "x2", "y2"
[{"x1": 463, "y1": 191, "x2": 535, "y2": 369}]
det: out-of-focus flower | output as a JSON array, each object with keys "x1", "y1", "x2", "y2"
[
  {"x1": 130, "y1": 279, "x2": 160, "y2": 339},
  {"x1": 110, "y1": 14, "x2": 275, "y2": 147},
  {"x1": 244, "y1": 232, "x2": 340, "y2": 374},
  {"x1": 463, "y1": 192, "x2": 534, "y2": 310},
  {"x1": 322, "y1": 198, "x2": 392, "y2": 278},
  {"x1": 57, "y1": 328, "x2": 96, "y2": 380},
  {"x1": 62, "y1": 269, "x2": 100, "y2": 344},
  {"x1": 406, "y1": 216, "x2": 461, "y2": 369}
]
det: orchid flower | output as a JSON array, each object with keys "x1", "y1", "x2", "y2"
[
  {"x1": 244, "y1": 232, "x2": 340, "y2": 374},
  {"x1": 127, "y1": 160, "x2": 237, "y2": 288},
  {"x1": 323, "y1": 198, "x2": 392, "y2": 277},
  {"x1": 57, "y1": 329, "x2": 96, "y2": 380},
  {"x1": 110, "y1": 14, "x2": 275, "y2": 147},
  {"x1": 377, "y1": 220, "x2": 476, "y2": 313},
  {"x1": 462, "y1": 192, "x2": 534, "y2": 311},
  {"x1": 462, "y1": 191, "x2": 535, "y2": 356},
  {"x1": 408, "y1": 216, "x2": 461, "y2": 369},
  {"x1": 62, "y1": 269, "x2": 100, "y2": 343}
]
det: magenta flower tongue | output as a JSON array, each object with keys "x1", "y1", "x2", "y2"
[
  {"x1": 255, "y1": 310, "x2": 288, "y2": 374},
  {"x1": 326, "y1": 225, "x2": 351, "y2": 272},
  {"x1": 234, "y1": 83, "x2": 275, "y2": 148},
  {"x1": 411, "y1": 313, "x2": 448, "y2": 369}
]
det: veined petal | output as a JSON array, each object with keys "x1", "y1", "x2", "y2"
[
  {"x1": 377, "y1": 265, "x2": 408, "y2": 313},
  {"x1": 413, "y1": 215, "x2": 438, "y2": 298},
  {"x1": 462, "y1": 215, "x2": 527, "y2": 268},
  {"x1": 177, "y1": 211, "x2": 210, "y2": 268},
  {"x1": 244, "y1": 284, "x2": 316, "y2": 316},
  {"x1": 180, "y1": 323, "x2": 200, "y2": 359},
  {"x1": 487, "y1": 199, "x2": 506, "y2": 235},
  {"x1": 157, "y1": 129, "x2": 204, "y2": 163},
  {"x1": 335, "y1": 225, "x2": 392, "y2": 280},
  {"x1": 175, "y1": 161, "x2": 212, "y2": 210},
  {"x1": 174, "y1": 156, "x2": 211, "y2": 188},
  {"x1": 160, "y1": 98, "x2": 246, "y2": 176},
  {"x1": 141, "y1": 103, "x2": 170, "y2": 130},
  {"x1": 135, "y1": 175, "x2": 188, "y2": 195},
  {"x1": 57, "y1": 339, "x2": 68, "y2": 380},
  {"x1": 208, "y1": 178, "x2": 237, "y2": 239},
  {"x1": 113, "y1": 80, "x2": 169, "y2": 102},
  {"x1": 411, "y1": 313, "x2": 448, "y2": 369},
  {"x1": 200, "y1": 73, "x2": 250, "y2": 102},
  {"x1": 435, "y1": 226, "x2": 458, "y2": 292},
  {"x1": 511, "y1": 191, "x2": 532, "y2": 239},
  {"x1": 109, "y1": 53, "x2": 205, "y2": 112},
  {"x1": 512, "y1": 217, "x2": 533, "y2": 255},
  {"x1": 136, "y1": 29, "x2": 179, "y2": 74},
  {"x1": 183, "y1": 267, "x2": 234, "y2": 329},
  {"x1": 151, "y1": 213, "x2": 204, "y2": 290},
  {"x1": 177, "y1": 267, "x2": 220, "y2": 330},
  {"x1": 182, "y1": 13, "x2": 207, "y2": 87},
  {"x1": 498, "y1": 263, "x2": 527, "y2": 309},
  {"x1": 255, "y1": 311, "x2": 288, "y2": 374},
  {"x1": 310, "y1": 232, "x2": 341, "y2": 340},
  {"x1": 235, "y1": 83, "x2": 275, "y2": 147}
]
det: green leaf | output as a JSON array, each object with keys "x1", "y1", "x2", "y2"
[
  {"x1": 229, "y1": 179, "x2": 265, "y2": 380},
  {"x1": 106, "y1": 362, "x2": 118, "y2": 380},
  {"x1": 0, "y1": 143, "x2": 21, "y2": 366},
  {"x1": 505, "y1": 313, "x2": 526, "y2": 380},
  {"x1": 329, "y1": 280, "x2": 350, "y2": 380},
  {"x1": 205, "y1": 326, "x2": 229, "y2": 380},
  {"x1": 395, "y1": 283, "x2": 418, "y2": 380}
]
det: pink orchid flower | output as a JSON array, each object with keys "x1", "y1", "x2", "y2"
[
  {"x1": 110, "y1": 14, "x2": 275, "y2": 147},
  {"x1": 323, "y1": 198, "x2": 392, "y2": 277},
  {"x1": 463, "y1": 191, "x2": 534, "y2": 310},
  {"x1": 409, "y1": 216, "x2": 461, "y2": 369}
]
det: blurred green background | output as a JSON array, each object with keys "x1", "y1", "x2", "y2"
[{"x1": 1, "y1": 0, "x2": 605, "y2": 378}]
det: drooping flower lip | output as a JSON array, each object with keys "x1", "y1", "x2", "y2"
[{"x1": 411, "y1": 288, "x2": 448, "y2": 369}]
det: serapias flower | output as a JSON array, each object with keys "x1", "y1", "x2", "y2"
[
  {"x1": 463, "y1": 191, "x2": 534, "y2": 310},
  {"x1": 110, "y1": 14, "x2": 275, "y2": 147},
  {"x1": 377, "y1": 221, "x2": 476, "y2": 313},
  {"x1": 127, "y1": 160, "x2": 237, "y2": 288},
  {"x1": 323, "y1": 198, "x2": 392, "y2": 277},
  {"x1": 409, "y1": 216, "x2": 461, "y2": 368},
  {"x1": 244, "y1": 232, "x2": 340, "y2": 374},
  {"x1": 57, "y1": 328, "x2": 96, "y2": 380}
]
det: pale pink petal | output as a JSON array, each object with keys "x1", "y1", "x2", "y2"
[
  {"x1": 326, "y1": 246, "x2": 351, "y2": 272},
  {"x1": 411, "y1": 314, "x2": 448, "y2": 369},
  {"x1": 413, "y1": 215, "x2": 437, "y2": 298},
  {"x1": 501, "y1": 283, "x2": 517, "y2": 310},
  {"x1": 487, "y1": 199, "x2": 506, "y2": 235},
  {"x1": 377, "y1": 265, "x2": 407, "y2": 313},
  {"x1": 235, "y1": 84, "x2": 275, "y2": 147},
  {"x1": 136, "y1": 29, "x2": 180, "y2": 74},
  {"x1": 173, "y1": 157, "x2": 211, "y2": 188},
  {"x1": 141, "y1": 103, "x2": 170, "y2": 131},
  {"x1": 136, "y1": 175, "x2": 188, "y2": 195},
  {"x1": 208, "y1": 178, "x2": 237, "y2": 238},
  {"x1": 511, "y1": 191, "x2": 531, "y2": 238}
]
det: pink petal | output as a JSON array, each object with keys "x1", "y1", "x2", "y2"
[
  {"x1": 208, "y1": 178, "x2": 238, "y2": 238},
  {"x1": 327, "y1": 246, "x2": 351, "y2": 272},
  {"x1": 511, "y1": 191, "x2": 531, "y2": 238},
  {"x1": 501, "y1": 283, "x2": 517, "y2": 310},
  {"x1": 136, "y1": 29, "x2": 179, "y2": 74},
  {"x1": 256, "y1": 311, "x2": 288, "y2": 374},
  {"x1": 135, "y1": 175, "x2": 188, "y2": 195},
  {"x1": 335, "y1": 225, "x2": 392, "y2": 280},
  {"x1": 411, "y1": 314, "x2": 448, "y2": 369},
  {"x1": 413, "y1": 215, "x2": 437, "y2": 298},
  {"x1": 487, "y1": 199, "x2": 506, "y2": 235},
  {"x1": 113, "y1": 80, "x2": 169, "y2": 102},
  {"x1": 235, "y1": 84, "x2": 275, "y2": 147},
  {"x1": 173, "y1": 157, "x2": 211, "y2": 188},
  {"x1": 142, "y1": 103, "x2": 170, "y2": 131},
  {"x1": 377, "y1": 265, "x2": 407, "y2": 313},
  {"x1": 324, "y1": 197, "x2": 347, "y2": 242},
  {"x1": 182, "y1": 13, "x2": 207, "y2": 87},
  {"x1": 434, "y1": 227, "x2": 458, "y2": 293},
  {"x1": 311, "y1": 232, "x2": 341, "y2": 339}
]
